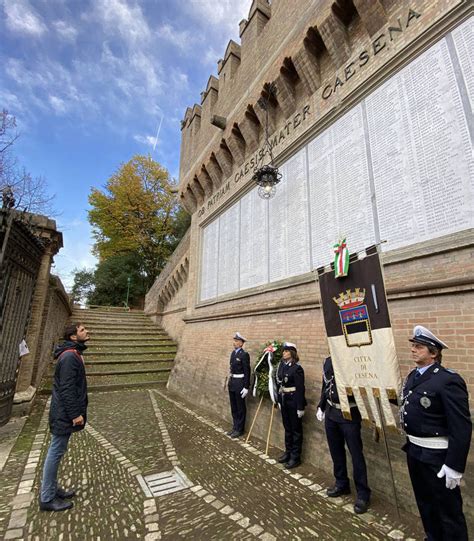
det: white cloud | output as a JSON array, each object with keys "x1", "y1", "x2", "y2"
[
  {"x1": 133, "y1": 134, "x2": 159, "y2": 148},
  {"x1": 185, "y1": 0, "x2": 251, "y2": 34},
  {"x1": 53, "y1": 20, "x2": 78, "y2": 42},
  {"x1": 49, "y1": 95, "x2": 67, "y2": 114},
  {"x1": 203, "y1": 46, "x2": 221, "y2": 67},
  {"x1": 0, "y1": 90, "x2": 25, "y2": 114},
  {"x1": 171, "y1": 69, "x2": 189, "y2": 88},
  {"x1": 4, "y1": 0, "x2": 47, "y2": 36},
  {"x1": 156, "y1": 24, "x2": 194, "y2": 51},
  {"x1": 88, "y1": 0, "x2": 151, "y2": 46}
]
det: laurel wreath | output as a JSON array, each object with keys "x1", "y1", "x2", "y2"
[{"x1": 253, "y1": 340, "x2": 284, "y2": 397}]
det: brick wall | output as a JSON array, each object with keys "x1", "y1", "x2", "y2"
[{"x1": 32, "y1": 275, "x2": 71, "y2": 389}]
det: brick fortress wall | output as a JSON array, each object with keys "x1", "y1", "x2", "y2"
[{"x1": 145, "y1": 0, "x2": 474, "y2": 522}]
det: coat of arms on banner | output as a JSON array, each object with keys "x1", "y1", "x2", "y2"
[
  {"x1": 318, "y1": 245, "x2": 401, "y2": 428},
  {"x1": 334, "y1": 288, "x2": 372, "y2": 347}
]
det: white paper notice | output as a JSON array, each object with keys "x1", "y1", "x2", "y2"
[{"x1": 19, "y1": 339, "x2": 29, "y2": 357}]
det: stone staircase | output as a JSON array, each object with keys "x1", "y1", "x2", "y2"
[{"x1": 43, "y1": 307, "x2": 176, "y2": 392}]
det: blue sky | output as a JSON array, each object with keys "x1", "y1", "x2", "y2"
[{"x1": 0, "y1": 0, "x2": 251, "y2": 288}]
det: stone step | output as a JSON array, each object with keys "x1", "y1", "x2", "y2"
[
  {"x1": 44, "y1": 307, "x2": 178, "y2": 391},
  {"x1": 87, "y1": 337, "x2": 171, "y2": 345},
  {"x1": 86, "y1": 371, "x2": 171, "y2": 387},
  {"x1": 72, "y1": 308, "x2": 145, "y2": 315},
  {"x1": 82, "y1": 355, "x2": 176, "y2": 363},
  {"x1": 86, "y1": 344, "x2": 176, "y2": 354},
  {"x1": 84, "y1": 358, "x2": 175, "y2": 366},
  {"x1": 83, "y1": 323, "x2": 161, "y2": 331},
  {"x1": 85, "y1": 360, "x2": 174, "y2": 372},
  {"x1": 85, "y1": 366, "x2": 172, "y2": 376},
  {"x1": 40, "y1": 380, "x2": 167, "y2": 394},
  {"x1": 74, "y1": 316, "x2": 153, "y2": 325},
  {"x1": 43, "y1": 370, "x2": 170, "y2": 388},
  {"x1": 89, "y1": 330, "x2": 167, "y2": 338},
  {"x1": 72, "y1": 319, "x2": 151, "y2": 326},
  {"x1": 83, "y1": 348, "x2": 177, "y2": 358}
]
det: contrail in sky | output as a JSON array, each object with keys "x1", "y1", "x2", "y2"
[{"x1": 153, "y1": 111, "x2": 164, "y2": 153}]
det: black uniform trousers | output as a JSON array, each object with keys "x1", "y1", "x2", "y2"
[
  {"x1": 325, "y1": 414, "x2": 370, "y2": 501},
  {"x1": 407, "y1": 454, "x2": 468, "y2": 541},
  {"x1": 281, "y1": 395, "x2": 303, "y2": 461},
  {"x1": 228, "y1": 387, "x2": 246, "y2": 433}
]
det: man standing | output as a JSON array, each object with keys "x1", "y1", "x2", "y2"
[
  {"x1": 227, "y1": 332, "x2": 250, "y2": 438},
  {"x1": 39, "y1": 323, "x2": 89, "y2": 511},
  {"x1": 401, "y1": 325, "x2": 472, "y2": 540},
  {"x1": 316, "y1": 356, "x2": 371, "y2": 514}
]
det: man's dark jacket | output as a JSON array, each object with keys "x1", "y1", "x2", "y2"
[{"x1": 49, "y1": 341, "x2": 88, "y2": 436}]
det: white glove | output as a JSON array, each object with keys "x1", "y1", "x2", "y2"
[
  {"x1": 297, "y1": 410, "x2": 305, "y2": 418},
  {"x1": 437, "y1": 464, "x2": 462, "y2": 490},
  {"x1": 316, "y1": 407, "x2": 325, "y2": 422},
  {"x1": 240, "y1": 388, "x2": 248, "y2": 398}
]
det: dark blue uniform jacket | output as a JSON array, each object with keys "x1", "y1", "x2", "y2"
[
  {"x1": 317, "y1": 357, "x2": 362, "y2": 423},
  {"x1": 277, "y1": 361, "x2": 307, "y2": 411},
  {"x1": 228, "y1": 348, "x2": 251, "y2": 391},
  {"x1": 401, "y1": 363, "x2": 472, "y2": 472}
]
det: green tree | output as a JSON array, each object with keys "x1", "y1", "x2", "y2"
[
  {"x1": 88, "y1": 253, "x2": 147, "y2": 308},
  {"x1": 70, "y1": 268, "x2": 95, "y2": 304},
  {"x1": 88, "y1": 155, "x2": 188, "y2": 288}
]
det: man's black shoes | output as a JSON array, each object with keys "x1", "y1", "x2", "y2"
[
  {"x1": 226, "y1": 429, "x2": 235, "y2": 436},
  {"x1": 354, "y1": 498, "x2": 369, "y2": 514},
  {"x1": 39, "y1": 497, "x2": 73, "y2": 512},
  {"x1": 285, "y1": 459, "x2": 301, "y2": 469},
  {"x1": 56, "y1": 487, "x2": 75, "y2": 499},
  {"x1": 326, "y1": 486, "x2": 351, "y2": 497},
  {"x1": 278, "y1": 453, "x2": 290, "y2": 464},
  {"x1": 230, "y1": 431, "x2": 243, "y2": 438}
]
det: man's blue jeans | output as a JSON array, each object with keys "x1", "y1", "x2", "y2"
[{"x1": 40, "y1": 433, "x2": 71, "y2": 503}]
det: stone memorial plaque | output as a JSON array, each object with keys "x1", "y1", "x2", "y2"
[
  {"x1": 308, "y1": 105, "x2": 375, "y2": 268},
  {"x1": 240, "y1": 188, "x2": 268, "y2": 290},
  {"x1": 217, "y1": 204, "x2": 240, "y2": 296},
  {"x1": 452, "y1": 17, "x2": 474, "y2": 110},
  {"x1": 366, "y1": 37, "x2": 473, "y2": 250},
  {"x1": 200, "y1": 219, "x2": 219, "y2": 301},
  {"x1": 269, "y1": 148, "x2": 310, "y2": 282}
]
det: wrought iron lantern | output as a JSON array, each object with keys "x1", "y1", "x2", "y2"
[{"x1": 252, "y1": 83, "x2": 282, "y2": 199}]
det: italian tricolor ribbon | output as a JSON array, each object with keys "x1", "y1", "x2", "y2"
[{"x1": 333, "y1": 238, "x2": 349, "y2": 278}]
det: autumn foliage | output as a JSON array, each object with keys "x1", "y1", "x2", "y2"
[{"x1": 88, "y1": 155, "x2": 188, "y2": 290}]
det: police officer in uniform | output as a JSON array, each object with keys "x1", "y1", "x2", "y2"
[
  {"x1": 401, "y1": 325, "x2": 471, "y2": 541},
  {"x1": 227, "y1": 332, "x2": 251, "y2": 438},
  {"x1": 277, "y1": 342, "x2": 306, "y2": 469},
  {"x1": 316, "y1": 356, "x2": 371, "y2": 514}
]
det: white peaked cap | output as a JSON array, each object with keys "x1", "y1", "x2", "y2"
[
  {"x1": 233, "y1": 332, "x2": 247, "y2": 342},
  {"x1": 409, "y1": 325, "x2": 449, "y2": 350},
  {"x1": 283, "y1": 342, "x2": 297, "y2": 352}
]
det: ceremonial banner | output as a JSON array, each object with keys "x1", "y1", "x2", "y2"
[{"x1": 318, "y1": 246, "x2": 401, "y2": 427}]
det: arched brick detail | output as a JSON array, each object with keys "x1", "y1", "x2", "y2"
[
  {"x1": 352, "y1": 0, "x2": 387, "y2": 36},
  {"x1": 319, "y1": 11, "x2": 352, "y2": 67}
]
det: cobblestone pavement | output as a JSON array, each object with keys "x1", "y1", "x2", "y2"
[{"x1": 0, "y1": 388, "x2": 425, "y2": 540}]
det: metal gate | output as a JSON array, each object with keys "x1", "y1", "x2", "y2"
[{"x1": 0, "y1": 210, "x2": 44, "y2": 426}]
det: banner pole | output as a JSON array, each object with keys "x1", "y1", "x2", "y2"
[
  {"x1": 375, "y1": 396, "x2": 401, "y2": 519},
  {"x1": 265, "y1": 403, "x2": 276, "y2": 455},
  {"x1": 245, "y1": 396, "x2": 264, "y2": 443}
]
